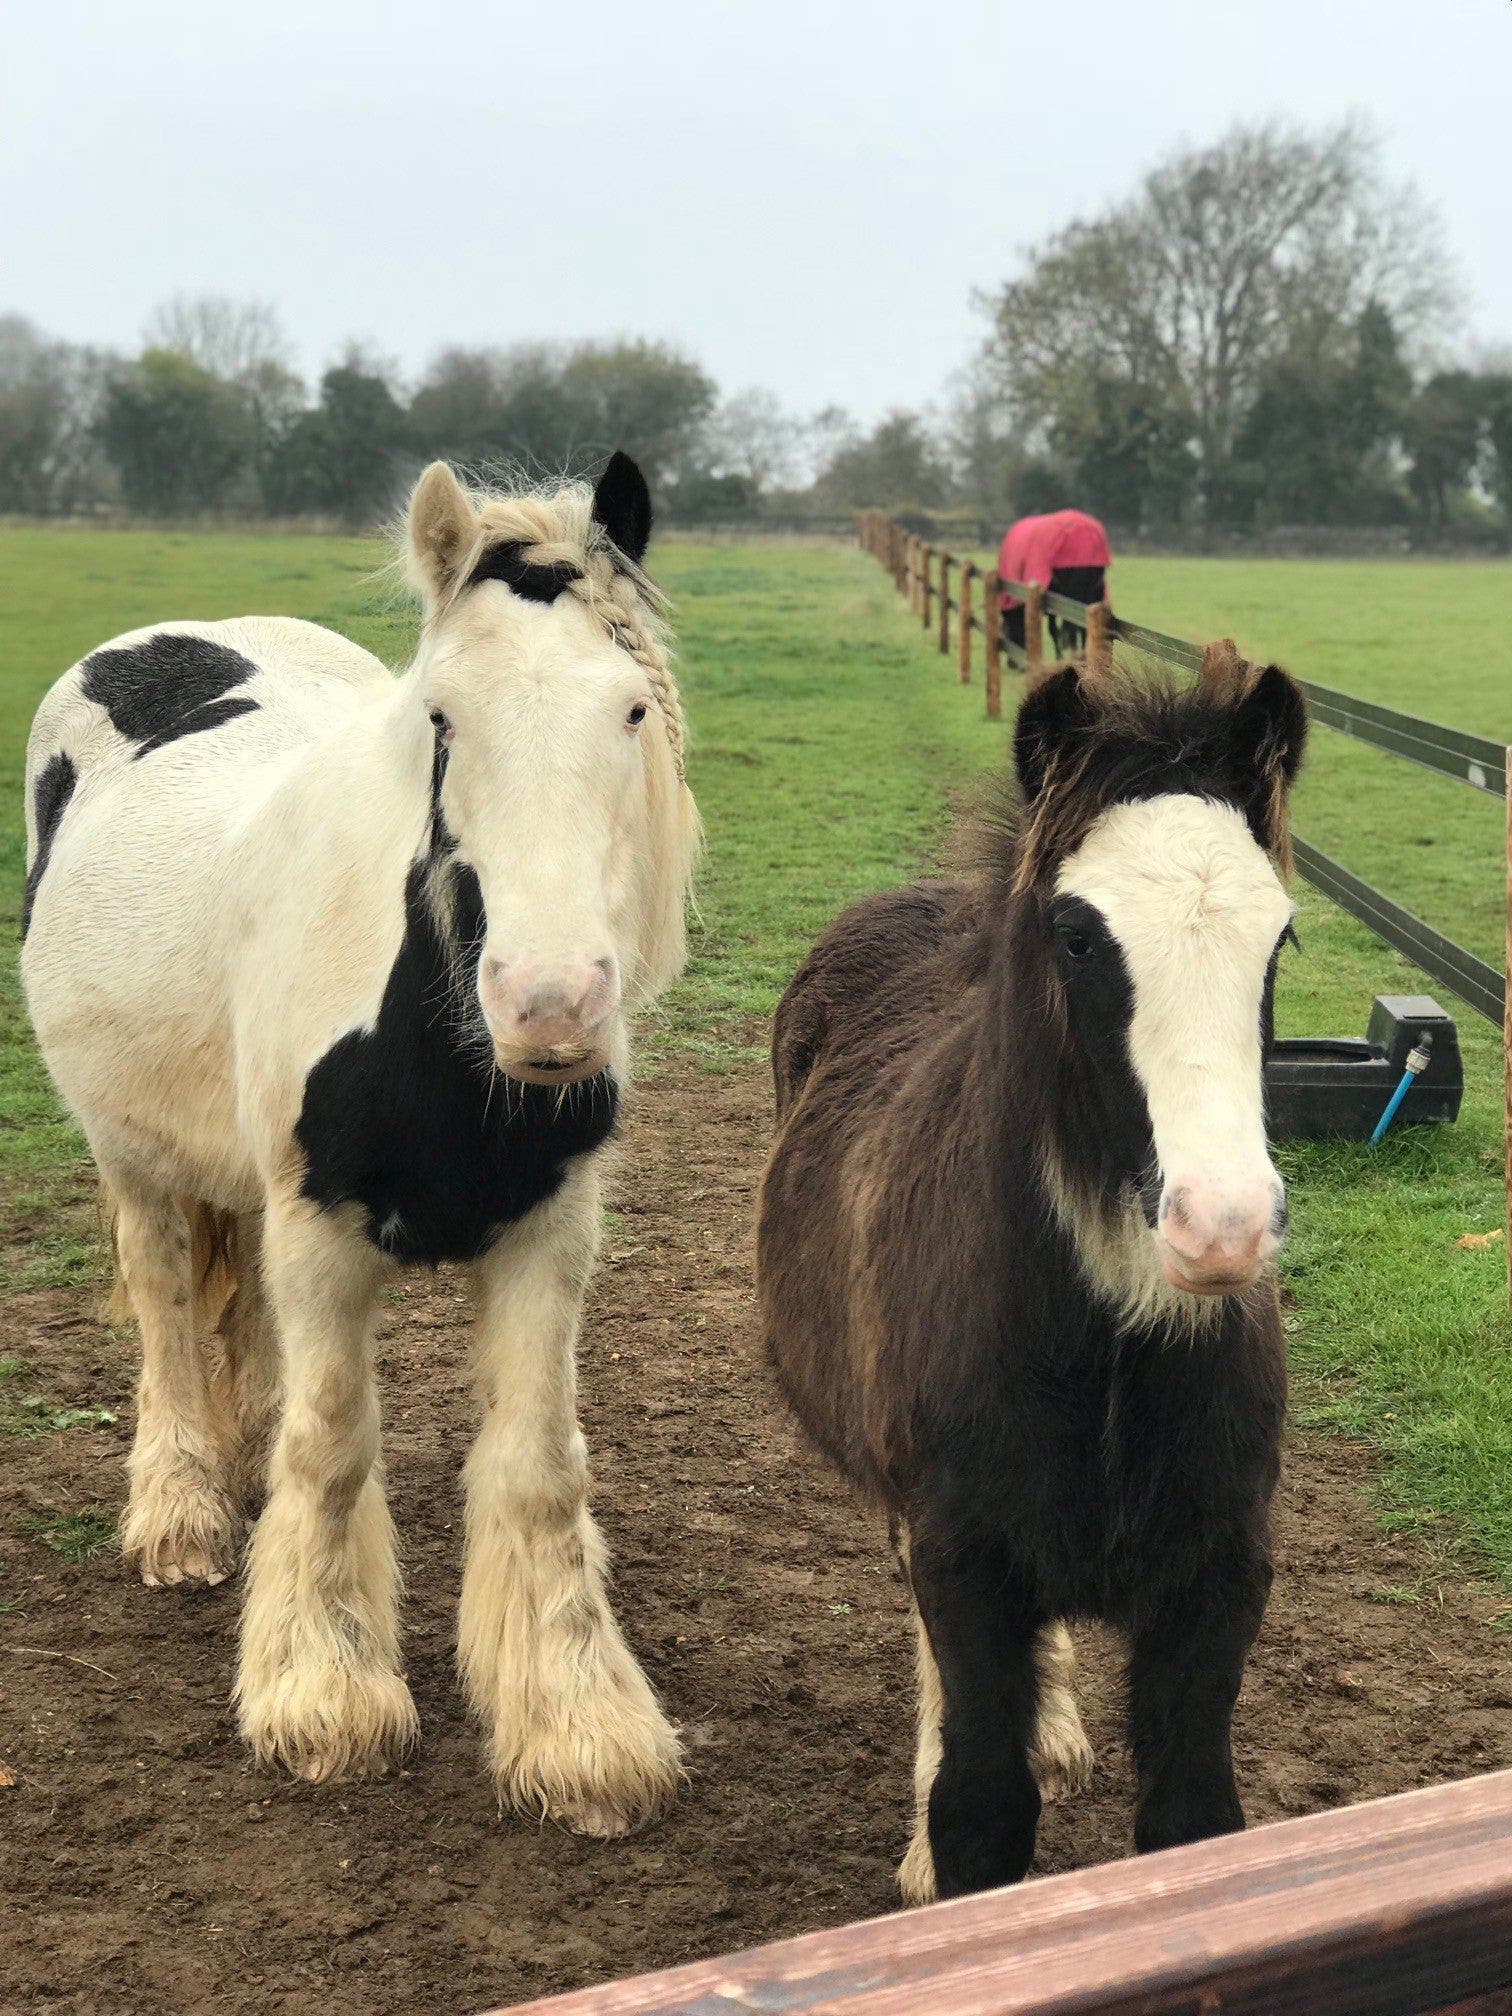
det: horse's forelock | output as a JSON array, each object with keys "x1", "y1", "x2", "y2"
[{"x1": 1005, "y1": 660, "x2": 1298, "y2": 898}]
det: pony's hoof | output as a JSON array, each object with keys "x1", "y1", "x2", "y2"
[
  {"x1": 123, "y1": 1476, "x2": 240, "y2": 1588},
  {"x1": 1031, "y1": 1712, "x2": 1095, "y2": 1803},
  {"x1": 491, "y1": 1704, "x2": 683, "y2": 1838},
  {"x1": 238, "y1": 1662, "x2": 418, "y2": 1782},
  {"x1": 897, "y1": 1826, "x2": 937, "y2": 1906}
]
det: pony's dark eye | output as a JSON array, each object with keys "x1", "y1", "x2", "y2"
[
  {"x1": 626, "y1": 701, "x2": 649, "y2": 729},
  {"x1": 1062, "y1": 931, "x2": 1093, "y2": 962},
  {"x1": 428, "y1": 706, "x2": 452, "y2": 739}
]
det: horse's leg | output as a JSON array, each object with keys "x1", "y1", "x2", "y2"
[
  {"x1": 899, "y1": 1612, "x2": 1090, "y2": 1903},
  {"x1": 1029, "y1": 1621, "x2": 1094, "y2": 1801},
  {"x1": 458, "y1": 1163, "x2": 681, "y2": 1836},
  {"x1": 235, "y1": 1193, "x2": 416, "y2": 1781},
  {"x1": 907, "y1": 1529, "x2": 1043, "y2": 1899},
  {"x1": 1128, "y1": 1537, "x2": 1271, "y2": 1854},
  {"x1": 898, "y1": 1604, "x2": 945, "y2": 1904},
  {"x1": 110, "y1": 1170, "x2": 241, "y2": 1587},
  {"x1": 211, "y1": 1209, "x2": 281, "y2": 1513}
]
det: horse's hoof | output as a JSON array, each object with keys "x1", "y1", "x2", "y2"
[
  {"x1": 239, "y1": 1663, "x2": 418, "y2": 1783},
  {"x1": 123, "y1": 1472, "x2": 240, "y2": 1588}
]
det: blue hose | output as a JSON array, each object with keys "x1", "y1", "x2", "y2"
[{"x1": 1370, "y1": 1033, "x2": 1433, "y2": 1146}]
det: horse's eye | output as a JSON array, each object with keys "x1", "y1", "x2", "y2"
[
  {"x1": 1062, "y1": 931, "x2": 1093, "y2": 962},
  {"x1": 626, "y1": 701, "x2": 649, "y2": 729},
  {"x1": 428, "y1": 707, "x2": 452, "y2": 739}
]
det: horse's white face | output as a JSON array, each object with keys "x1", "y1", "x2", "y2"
[
  {"x1": 416, "y1": 586, "x2": 663, "y2": 1080},
  {"x1": 1055, "y1": 793, "x2": 1292, "y2": 1295},
  {"x1": 406, "y1": 457, "x2": 691, "y2": 1087}
]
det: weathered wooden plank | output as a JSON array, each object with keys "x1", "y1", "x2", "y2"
[{"x1": 488, "y1": 1771, "x2": 1512, "y2": 2016}]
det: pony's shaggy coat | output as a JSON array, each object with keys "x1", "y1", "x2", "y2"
[
  {"x1": 21, "y1": 456, "x2": 698, "y2": 1832},
  {"x1": 758, "y1": 650, "x2": 1307, "y2": 1899}
]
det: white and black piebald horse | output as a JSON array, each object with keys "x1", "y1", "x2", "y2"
[{"x1": 21, "y1": 453, "x2": 699, "y2": 1833}]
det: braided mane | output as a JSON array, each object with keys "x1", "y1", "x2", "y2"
[{"x1": 411, "y1": 476, "x2": 687, "y2": 781}]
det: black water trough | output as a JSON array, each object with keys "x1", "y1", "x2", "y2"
[{"x1": 1265, "y1": 994, "x2": 1463, "y2": 1142}]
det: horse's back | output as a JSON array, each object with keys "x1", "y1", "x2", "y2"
[
  {"x1": 771, "y1": 878, "x2": 974, "y2": 1119},
  {"x1": 25, "y1": 615, "x2": 388, "y2": 827}
]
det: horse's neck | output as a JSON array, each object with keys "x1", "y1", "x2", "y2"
[{"x1": 259, "y1": 669, "x2": 431, "y2": 877}]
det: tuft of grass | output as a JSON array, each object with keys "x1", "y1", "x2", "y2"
[
  {"x1": 28, "y1": 1507, "x2": 117, "y2": 1564},
  {"x1": 0, "y1": 1390, "x2": 116, "y2": 1437}
]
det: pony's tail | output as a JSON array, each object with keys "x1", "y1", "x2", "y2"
[{"x1": 100, "y1": 1185, "x2": 240, "y2": 1334}]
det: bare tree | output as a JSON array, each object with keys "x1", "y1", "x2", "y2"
[
  {"x1": 702, "y1": 388, "x2": 803, "y2": 492},
  {"x1": 980, "y1": 119, "x2": 1455, "y2": 517},
  {"x1": 144, "y1": 295, "x2": 292, "y2": 383}
]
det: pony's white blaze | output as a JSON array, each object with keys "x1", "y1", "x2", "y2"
[{"x1": 1056, "y1": 793, "x2": 1291, "y2": 1296}]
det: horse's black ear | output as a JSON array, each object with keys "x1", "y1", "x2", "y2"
[
  {"x1": 1014, "y1": 664, "x2": 1094, "y2": 800},
  {"x1": 1230, "y1": 664, "x2": 1308, "y2": 791},
  {"x1": 591, "y1": 451, "x2": 653, "y2": 565}
]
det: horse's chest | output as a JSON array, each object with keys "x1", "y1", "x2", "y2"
[{"x1": 293, "y1": 891, "x2": 618, "y2": 1264}]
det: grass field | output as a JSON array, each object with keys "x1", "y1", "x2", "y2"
[{"x1": 3, "y1": 528, "x2": 1510, "y2": 1590}]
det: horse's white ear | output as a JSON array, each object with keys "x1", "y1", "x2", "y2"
[{"x1": 408, "y1": 461, "x2": 476, "y2": 599}]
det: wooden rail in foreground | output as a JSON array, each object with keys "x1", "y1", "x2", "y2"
[
  {"x1": 855, "y1": 508, "x2": 1512, "y2": 1304},
  {"x1": 490, "y1": 1771, "x2": 1512, "y2": 2016}
]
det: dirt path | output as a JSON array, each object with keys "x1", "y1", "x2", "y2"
[{"x1": 2, "y1": 1058, "x2": 1509, "y2": 2016}]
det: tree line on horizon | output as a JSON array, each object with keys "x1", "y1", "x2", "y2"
[{"x1": 2, "y1": 120, "x2": 1509, "y2": 543}]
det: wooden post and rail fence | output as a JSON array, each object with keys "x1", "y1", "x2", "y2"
[
  {"x1": 493, "y1": 1767, "x2": 1512, "y2": 2015},
  {"x1": 856, "y1": 509, "x2": 1512, "y2": 1308}
]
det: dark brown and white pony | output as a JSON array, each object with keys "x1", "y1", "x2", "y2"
[
  {"x1": 757, "y1": 648, "x2": 1307, "y2": 1900},
  {"x1": 21, "y1": 453, "x2": 698, "y2": 1833}
]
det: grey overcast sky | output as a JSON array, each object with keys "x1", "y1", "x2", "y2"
[{"x1": 3, "y1": 0, "x2": 1508, "y2": 422}]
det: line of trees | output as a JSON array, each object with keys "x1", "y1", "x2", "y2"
[
  {"x1": 3, "y1": 120, "x2": 1509, "y2": 541},
  {"x1": 0, "y1": 303, "x2": 870, "y2": 527}
]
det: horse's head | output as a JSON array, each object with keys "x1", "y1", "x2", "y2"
[
  {"x1": 1011, "y1": 650, "x2": 1307, "y2": 1298},
  {"x1": 405, "y1": 454, "x2": 698, "y2": 1086}
]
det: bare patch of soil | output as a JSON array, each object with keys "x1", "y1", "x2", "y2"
[{"x1": 2, "y1": 1059, "x2": 1508, "y2": 2014}]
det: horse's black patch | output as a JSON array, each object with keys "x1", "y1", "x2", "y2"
[
  {"x1": 80, "y1": 633, "x2": 260, "y2": 758},
  {"x1": 1045, "y1": 893, "x2": 1157, "y2": 1210},
  {"x1": 295, "y1": 861, "x2": 617, "y2": 1264},
  {"x1": 465, "y1": 541, "x2": 582, "y2": 603},
  {"x1": 21, "y1": 752, "x2": 77, "y2": 937}
]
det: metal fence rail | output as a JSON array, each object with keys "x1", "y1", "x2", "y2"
[{"x1": 1292, "y1": 839, "x2": 1505, "y2": 1025}]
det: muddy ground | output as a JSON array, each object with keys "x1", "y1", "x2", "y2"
[{"x1": 2, "y1": 1058, "x2": 1509, "y2": 2015}]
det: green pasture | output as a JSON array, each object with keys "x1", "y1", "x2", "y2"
[{"x1": 2, "y1": 529, "x2": 1510, "y2": 1589}]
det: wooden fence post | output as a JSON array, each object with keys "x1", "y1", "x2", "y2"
[
  {"x1": 958, "y1": 564, "x2": 974, "y2": 682},
  {"x1": 1086, "y1": 599, "x2": 1112, "y2": 675},
  {"x1": 984, "y1": 571, "x2": 1002, "y2": 720},
  {"x1": 1025, "y1": 583, "x2": 1045, "y2": 670},
  {"x1": 921, "y1": 547, "x2": 934, "y2": 632},
  {"x1": 938, "y1": 554, "x2": 952, "y2": 654}
]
